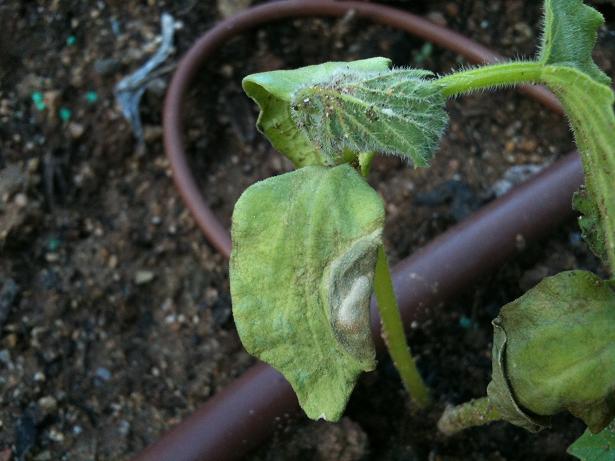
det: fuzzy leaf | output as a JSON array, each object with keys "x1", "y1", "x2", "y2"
[
  {"x1": 536, "y1": 0, "x2": 615, "y2": 269},
  {"x1": 487, "y1": 271, "x2": 615, "y2": 433},
  {"x1": 539, "y1": 0, "x2": 610, "y2": 86},
  {"x1": 291, "y1": 68, "x2": 448, "y2": 167},
  {"x1": 230, "y1": 164, "x2": 384, "y2": 421},
  {"x1": 569, "y1": 423, "x2": 615, "y2": 461},
  {"x1": 242, "y1": 58, "x2": 391, "y2": 168}
]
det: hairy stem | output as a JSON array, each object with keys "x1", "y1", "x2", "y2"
[
  {"x1": 439, "y1": 62, "x2": 615, "y2": 273},
  {"x1": 438, "y1": 397, "x2": 502, "y2": 435},
  {"x1": 374, "y1": 245, "x2": 430, "y2": 408},
  {"x1": 437, "y1": 61, "x2": 543, "y2": 97}
]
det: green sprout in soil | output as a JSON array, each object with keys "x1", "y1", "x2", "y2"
[{"x1": 229, "y1": 0, "x2": 615, "y2": 457}]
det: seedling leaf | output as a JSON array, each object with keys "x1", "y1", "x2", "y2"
[
  {"x1": 230, "y1": 164, "x2": 384, "y2": 421},
  {"x1": 487, "y1": 271, "x2": 615, "y2": 433},
  {"x1": 242, "y1": 58, "x2": 391, "y2": 168},
  {"x1": 292, "y1": 68, "x2": 448, "y2": 167},
  {"x1": 569, "y1": 423, "x2": 615, "y2": 461}
]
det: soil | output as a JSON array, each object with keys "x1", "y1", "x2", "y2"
[{"x1": 1, "y1": 1, "x2": 613, "y2": 460}]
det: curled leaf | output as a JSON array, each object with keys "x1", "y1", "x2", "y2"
[
  {"x1": 539, "y1": 0, "x2": 610, "y2": 86},
  {"x1": 487, "y1": 271, "x2": 615, "y2": 433},
  {"x1": 230, "y1": 164, "x2": 384, "y2": 421},
  {"x1": 242, "y1": 58, "x2": 391, "y2": 168}
]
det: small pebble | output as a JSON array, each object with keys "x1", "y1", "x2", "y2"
[
  {"x1": 48, "y1": 428, "x2": 64, "y2": 443},
  {"x1": 95, "y1": 367, "x2": 112, "y2": 381},
  {"x1": 0, "y1": 349, "x2": 12, "y2": 366},
  {"x1": 14, "y1": 193, "x2": 27, "y2": 208},
  {"x1": 38, "y1": 396, "x2": 58, "y2": 413},
  {"x1": 68, "y1": 122, "x2": 85, "y2": 139},
  {"x1": 94, "y1": 58, "x2": 120, "y2": 76},
  {"x1": 135, "y1": 270, "x2": 155, "y2": 285},
  {"x1": 118, "y1": 420, "x2": 131, "y2": 436},
  {"x1": 35, "y1": 451, "x2": 51, "y2": 460}
]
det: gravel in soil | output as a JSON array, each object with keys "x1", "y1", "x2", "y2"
[{"x1": 1, "y1": 0, "x2": 613, "y2": 460}]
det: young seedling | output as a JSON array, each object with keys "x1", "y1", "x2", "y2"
[{"x1": 230, "y1": 0, "x2": 614, "y2": 456}]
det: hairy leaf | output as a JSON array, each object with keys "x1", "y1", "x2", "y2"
[
  {"x1": 569, "y1": 423, "x2": 615, "y2": 461},
  {"x1": 539, "y1": 0, "x2": 610, "y2": 86},
  {"x1": 230, "y1": 164, "x2": 384, "y2": 421},
  {"x1": 537, "y1": 0, "x2": 615, "y2": 269},
  {"x1": 487, "y1": 271, "x2": 615, "y2": 433},
  {"x1": 291, "y1": 68, "x2": 448, "y2": 167},
  {"x1": 242, "y1": 58, "x2": 391, "y2": 168}
]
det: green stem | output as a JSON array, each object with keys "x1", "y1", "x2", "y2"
[
  {"x1": 437, "y1": 397, "x2": 502, "y2": 435},
  {"x1": 359, "y1": 151, "x2": 375, "y2": 177},
  {"x1": 374, "y1": 245, "x2": 430, "y2": 408},
  {"x1": 437, "y1": 61, "x2": 543, "y2": 97},
  {"x1": 439, "y1": 61, "x2": 615, "y2": 273}
]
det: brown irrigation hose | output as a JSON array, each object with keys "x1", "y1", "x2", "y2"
[
  {"x1": 139, "y1": 2, "x2": 585, "y2": 461},
  {"x1": 163, "y1": 0, "x2": 565, "y2": 258}
]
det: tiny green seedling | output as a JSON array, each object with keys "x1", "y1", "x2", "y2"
[{"x1": 229, "y1": 0, "x2": 615, "y2": 457}]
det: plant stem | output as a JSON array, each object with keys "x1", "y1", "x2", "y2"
[
  {"x1": 374, "y1": 245, "x2": 430, "y2": 408},
  {"x1": 439, "y1": 61, "x2": 615, "y2": 274},
  {"x1": 437, "y1": 397, "x2": 502, "y2": 435},
  {"x1": 359, "y1": 151, "x2": 375, "y2": 177},
  {"x1": 437, "y1": 61, "x2": 543, "y2": 97}
]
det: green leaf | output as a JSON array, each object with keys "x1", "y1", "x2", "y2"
[
  {"x1": 242, "y1": 58, "x2": 391, "y2": 168},
  {"x1": 487, "y1": 271, "x2": 615, "y2": 433},
  {"x1": 230, "y1": 164, "x2": 384, "y2": 421},
  {"x1": 291, "y1": 68, "x2": 448, "y2": 167},
  {"x1": 539, "y1": 0, "x2": 610, "y2": 86},
  {"x1": 536, "y1": 0, "x2": 615, "y2": 270},
  {"x1": 569, "y1": 423, "x2": 615, "y2": 461}
]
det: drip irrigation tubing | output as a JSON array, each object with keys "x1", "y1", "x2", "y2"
[{"x1": 135, "y1": 1, "x2": 586, "y2": 460}]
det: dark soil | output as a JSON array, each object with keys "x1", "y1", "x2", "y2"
[{"x1": 1, "y1": 1, "x2": 613, "y2": 460}]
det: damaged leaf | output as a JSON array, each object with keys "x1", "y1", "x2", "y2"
[
  {"x1": 230, "y1": 164, "x2": 384, "y2": 421},
  {"x1": 487, "y1": 271, "x2": 615, "y2": 433},
  {"x1": 242, "y1": 58, "x2": 391, "y2": 168}
]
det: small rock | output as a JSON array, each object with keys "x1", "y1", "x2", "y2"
[
  {"x1": 218, "y1": 0, "x2": 252, "y2": 18},
  {"x1": 13, "y1": 193, "x2": 27, "y2": 208},
  {"x1": 0, "y1": 349, "x2": 11, "y2": 367},
  {"x1": 34, "y1": 451, "x2": 51, "y2": 461},
  {"x1": 414, "y1": 180, "x2": 481, "y2": 222},
  {"x1": 143, "y1": 125, "x2": 163, "y2": 143},
  {"x1": 48, "y1": 428, "x2": 64, "y2": 443},
  {"x1": 135, "y1": 270, "x2": 155, "y2": 285},
  {"x1": 445, "y1": 3, "x2": 459, "y2": 16},
  {"x1": 94, "y1": 58, "x2": 121, "y2": 76},
  {"x1": 95, "y1": 367, "x2": 112, "y2": 382},
  {"x1": 0, "y1": 277, "x2": 18, "y2": 328},
  {"x1": 38, "y1": 396, "x2": 58, "y2": 414},
  {"x1": 68, "y1": 122, "x2": 85, "y2": 139},
  {"x1": 118, "y1": 420, "x2": 131, "y2": 436},
  {"x1": 426, "y1": 11, "x2": 447, "y2": 26},
  {"x1": 491, "y1": 164, "x2": 545, "y2": 197}
]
